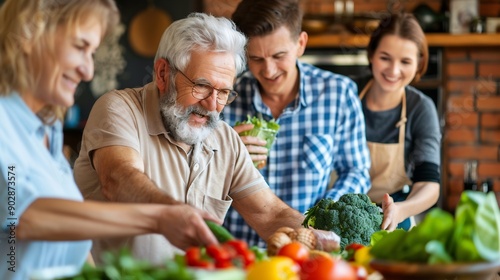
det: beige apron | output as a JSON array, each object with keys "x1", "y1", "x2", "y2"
[{"x1": 360, "y1": 80, "x2": 412, "y2": 204}]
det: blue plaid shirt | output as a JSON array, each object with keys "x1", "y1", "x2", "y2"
[{"x1": 222, "y1": 61, "x2": 371, "y2": 247}]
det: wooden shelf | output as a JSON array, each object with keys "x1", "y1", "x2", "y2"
[{"x1": 306, "y1": 33, "x2": 500, "y2": 48}]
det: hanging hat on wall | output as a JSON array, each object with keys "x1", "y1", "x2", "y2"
[{"x1": 128, "y1": 1, "x2": 172, "y2": 57}]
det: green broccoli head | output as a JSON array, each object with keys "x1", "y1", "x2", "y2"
[
  {"x1": 338, "y1": 205, "x2": 381, "y2": 248},
  {"x1": 313, "y1": 208, "x2": 339, "y2": 231},
  {"x1": 338, "y1": 193, "x2": 372, "y2": 206},
  {"x1": 302, "y1": 193, "x2": 383, "y2": 250},
  {"x1": 302, "y1": 198, "x2": 336, "y2": 229}
]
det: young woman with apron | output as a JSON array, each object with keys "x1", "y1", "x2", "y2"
[
  {"x1": 359, "y1": 79, "x2": 414, "y2": 230},
  {"x1": 357, "y1": 13, "x2": 441, "y2": 231}
]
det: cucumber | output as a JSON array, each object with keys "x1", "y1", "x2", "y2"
[{"x1": 205, "y1": 220, "x2": 234, "y2": 242}]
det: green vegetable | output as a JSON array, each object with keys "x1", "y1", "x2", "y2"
[
  {"x1": 456, "y1": 191, "x2": 500, "y2": 261},
  {"x1": 370, "y1": 208, "x2": 456, "y2": 264},
  {"x1": 370, "y1": 208, "x2": 455, "y2": 263},
  {"x1": 191, "y1": 268, "x2": 245, "y2": 280},
  {"x1": 59, "y1": 248, "x2": 194, "y2": 280},
  {"x1": 205, "y1": 220, "x2": 234, "y2": 243},
  {"x1": 235, "y1": 115, "x2": 280, "y2": 132},
  {"x1": 449, "y1": 192, "x2": 481, "y2": 262},
  {"x1": 448, "y1": 191, "x2": 500, "y2": 262},
  {"x1": 370, "y1": 191, "x2": 500, "y2": 264},
  {"x1": 302, "y1": 193, "x2": 383, "y2": 250},
  {"x1": 369, "y1": 230, "x2": 389, "y2": 247},
  {"x1": 370, "y1": 229, "x2": 408, "y2": 259},
  {"x1": 235, "y1": 115, "x2": 280, "y2": 151},
  {"x1": 425, "y1": 240, "x2": 453, "y2": 264},
  {"x1": 250, "y1": 245, "x2": 269, "y2": 261}
]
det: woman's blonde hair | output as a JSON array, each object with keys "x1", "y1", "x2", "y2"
[{"x1": 0, "y1": 0, "x2": 119, "y2": 123}]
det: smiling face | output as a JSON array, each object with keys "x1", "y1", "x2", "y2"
[
  {"x1": 158, "y1": 50, "x2": 236, "y2": 145},
  {"x1": 369, "y1": 35, "x2": 419, "y2": 96},
  {"x1": 246, "y1": 26, "x2": 307, "y2": 96},
  {"x1": 26, "y1": 16, "x2": 103, "y2": 113}
]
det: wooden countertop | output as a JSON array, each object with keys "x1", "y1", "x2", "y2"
[{"x1": 306, "y1": 33, "x2": 500, "y2": 48}]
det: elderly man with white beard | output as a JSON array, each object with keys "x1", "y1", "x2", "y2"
[{"x1": 74, "y1": 13, "x2": 337, "y2": 265}]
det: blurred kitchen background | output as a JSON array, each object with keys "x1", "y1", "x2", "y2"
[{"x1": 1, "y1": 0, "x2": 498, "y2": 213}]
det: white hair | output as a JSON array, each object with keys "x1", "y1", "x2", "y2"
[{"x1": 154, "y1": 12, "x2": 247, "y2": 76}]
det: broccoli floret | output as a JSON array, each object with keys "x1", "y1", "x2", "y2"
[
  {"x1": 314, "y1": 208, "x2": 338, "y2": 231},
  {"x1": 338, "y1": 193, "x2": 372, "y2": 207},
  {"x1": 302, "y1": 193, "x2": 383, "y2": 250}
]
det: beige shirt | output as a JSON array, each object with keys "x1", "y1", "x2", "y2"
[{"x1": 73, "y1": 82, "x2": 267, "y2": 264}]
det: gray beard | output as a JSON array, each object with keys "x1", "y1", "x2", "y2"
[{"x1": 159, "y1": 74, "x2": 221, "y2": 145}]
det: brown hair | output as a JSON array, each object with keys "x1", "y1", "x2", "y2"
[
  {"x1": 367, "y1": 13, "x2": 428, "y2": 82},
  {"x1": 0, "y1": 0, "x2": 120, "y2": 122},
  {"x1": 232, "y1": 0, "x2": 303, "y2": 40}
]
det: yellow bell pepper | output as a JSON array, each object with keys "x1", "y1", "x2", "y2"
[
  {"x1": 246, "y1": 256, "x2": 299, "y2": 280},
  {"x1": 353, "y1": 246, "x2": 374, "y2": 274}
]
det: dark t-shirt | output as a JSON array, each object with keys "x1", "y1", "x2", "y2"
[{"x1": 355, "y1": 77, "x2": 441, "y2": 183}]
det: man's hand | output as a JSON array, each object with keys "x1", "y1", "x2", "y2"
[
  {"x1": 157, "y1": 204, "x2": 221, "y2": 250},
  {"x1": 233, "y1": 123, "x2": 268, "y2": 168}
]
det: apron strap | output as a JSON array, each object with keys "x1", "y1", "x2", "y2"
[
  {"x1": 358, "y1": 79, "x2": 373, "y2": 99},
  {"x1": 359, "y1": 79, "x2": 407, "y2": 166},
  {"x1": 397, "y1": 92, "x2": 406, "y2": 155}
]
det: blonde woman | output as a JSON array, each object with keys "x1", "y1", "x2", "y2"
[{"x1": 0, "y1": 1, "x2": 219, "y2": 279}]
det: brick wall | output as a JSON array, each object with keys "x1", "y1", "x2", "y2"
[{"x1": 443, "y1": 47, "x2": 500, "y2": 211}]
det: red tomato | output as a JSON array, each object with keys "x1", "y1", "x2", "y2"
[
  {"x1": 206, "y1": 244, "x2": 231, "y2": 263},
  {"x1": 345, "y1": 243, "x2": 365, "y2": 251},
  {"x1": 240, "y1": 249, "x2": 256, "y2": 268},
  {"x1": 185, "y1": 247, "x2": 215, "y2": 269},
  {"x1": 215, "y1": 259, "x2": 233, "y2": 269},
  {"x1": 300, "y1": 255, "x2": 357, "y2": 280},
  {"x1": 185, "y1": 247, "x2": 202, "y2": 266},
  {"x1": 192, "y1": 259, "x2": 215, "y2": 269},
  {"x1": 277, "y1": 241, "x2": 310, "y2": 265},
  {"x1": 221, "y1": 244, "x2": 238, "y2": 259},
  {"x1": 225, "y1": 239, "x2": 249, "y2": 255}
]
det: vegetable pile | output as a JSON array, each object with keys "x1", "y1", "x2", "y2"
[
  {"x1": 302, "y1": 193, "x2": 383, "y2": 250},
  {"x1": 184, "y1": 221, "x2": 261, "y2": 270},
  {"x1": 184, "y1": 240, "x2": 256, "y2": 270},
  {"x1": 62, "y1": 221, "x2": 369, "y2": 280},
  {"x1": 60, "y1": 222, "x2": 258, "y2": 280},
  {"x1": 59, "y1": 248, "x2": 194, "y2": 280},
  {"x1": 370, "y1": 191, "x2": 500, "y2": 264},
  {"x1": 261, "y1": 233, "x2": 363, "y2": 280}
]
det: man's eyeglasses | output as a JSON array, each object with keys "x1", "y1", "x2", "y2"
[{"x1": 175, "y1": 68, "x2": 238, "y2": 105}]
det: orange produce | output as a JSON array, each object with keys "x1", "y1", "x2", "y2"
[
  {"x1": 277, "y1": 242, "x2": 310, "y2": 265},
  {"x1": 300, "y1": 255, "x2": 356, "y2": 280}
]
